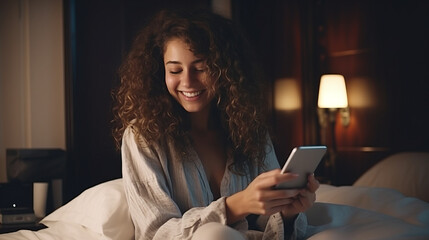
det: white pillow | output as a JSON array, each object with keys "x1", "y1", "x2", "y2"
[
  {"x1": 41, "y1": 179, "x2": 134, "y2": 240},
  {"x1": 353, "y1": 152, "x2": 429, "y2": 202}
]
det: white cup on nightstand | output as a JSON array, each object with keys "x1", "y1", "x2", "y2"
[{"x1": 33, "y1": 182, "x2": 48, "y2": 219}]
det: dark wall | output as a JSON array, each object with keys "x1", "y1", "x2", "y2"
[
  {"x1": 232, "y1": 0, "x2": 312, "y2": 167},
  {"x1": 317, "y1": 0, "x2": 429, "y2": 184},
  {"x1": 63, "y1": 0, "x2": 210, "y2": 202},
  {"x1": 233, "y1": 0, "x2": 429, "y2": 184},
  {"x1": 64, "y1": 0, "x2": 429, "y2": 201}
]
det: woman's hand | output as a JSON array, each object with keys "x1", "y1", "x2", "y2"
[
  {"x1": 225, "y1": 169, "x2": 301, "y2": 224},
  {"x1": 280, "y1": 173, "x2": 319, "y2": 220}
]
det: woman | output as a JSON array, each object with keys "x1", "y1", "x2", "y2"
[{"x1": 112, "y1": 8, "x2": 318, "y2": 240}]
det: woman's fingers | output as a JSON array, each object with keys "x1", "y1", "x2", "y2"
[
  {"x1": 243, "y1": 169, "x2": 309, "y2": 215},
  {"x1": 254, "y1": 197, "x2": 296, "y2": 216},
  {"x1": 244, "y1": 170, "x2": 321, "y2": 216},
  {"x1": 280, "y1": 174, "x2": 319, "y2": 218},
  {"x1": 260, "y1": 187, "x2": 300, "y2": 200},
  {"x1": 254, "y1": 169, "x2": 299, "y2": 189},
  {"x1": 306, "y1": 173, "x2": 320, "y2": 193}
]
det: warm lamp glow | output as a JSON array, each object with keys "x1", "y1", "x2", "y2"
[
  {"x1": 318, "y1": 74, "x2": 348, "y2": 108},
  {"x1": 274, "y1": 78, "x2": 301, "y2": 110}
]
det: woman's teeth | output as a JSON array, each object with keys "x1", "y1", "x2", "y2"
[{"x1": 182, "y1": 91, "x2": 202, "y2": 97}]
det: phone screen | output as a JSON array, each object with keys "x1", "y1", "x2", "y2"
[{"x1": 275, "y1": 146, "x2": 327, "y2": 189}]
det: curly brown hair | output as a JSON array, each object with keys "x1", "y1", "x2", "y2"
[{"x1": 112, "y1": 8, "x2": 270, "y2": 173}]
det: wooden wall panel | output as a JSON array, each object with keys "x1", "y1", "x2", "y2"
[
  {"x1": 315, "y1": 0, "x2": 429, "y2": 184},
  {"x1": 236, "y1": 0, "x2": 429, "y2": 185}
]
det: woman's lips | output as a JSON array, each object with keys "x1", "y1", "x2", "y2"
[{"x1": 180, "y1": 90, "x2": 203, "y2": 98}]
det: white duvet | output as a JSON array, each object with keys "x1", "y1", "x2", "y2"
[
  {"x1": 308, "y1": 185, "x2": 429, "y2": 239},
  {"x1": 1, "y1": 180, "x2": 428, "y2": 240}
]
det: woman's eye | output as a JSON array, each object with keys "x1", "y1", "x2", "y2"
[
  {"x1": 195, "y1": 67, "x2": 207, "y2": 72},
  {"x1": 169, "y1": 69, "x2": 182, "y2": 74}
]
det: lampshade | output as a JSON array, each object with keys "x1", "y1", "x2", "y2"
[{"x1": 318, "y1": 74, "x2": 348, "y2": 108}]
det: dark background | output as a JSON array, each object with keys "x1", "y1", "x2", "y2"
[{"x1": 63, "y1": 0, "x2": 429, "y2": 202}]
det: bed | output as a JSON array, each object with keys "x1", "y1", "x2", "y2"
[{"x1": 1, "y1": 152, "x2": 428, "y2": 240}]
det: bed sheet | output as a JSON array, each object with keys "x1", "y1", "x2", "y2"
[
  {"x1": 316, "y1": 184, "x2": 429, "y2": 226},
  {"x1": 0, "y1": 181, "x2": 428, "y2": 240},
  {"x1": 306, "y1": 184, "x2": 429, "y2": 239}
]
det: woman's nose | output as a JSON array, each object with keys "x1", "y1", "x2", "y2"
[{"x1": 181, "y1": 70, "x2": 198, "y2": 87}]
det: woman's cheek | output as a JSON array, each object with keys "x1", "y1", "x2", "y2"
[{"x1": 165, "y1": 75, "x2": 178, "y2": 95}]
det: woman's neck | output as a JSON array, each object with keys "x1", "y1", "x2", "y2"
[{"x1": 189, "y1": 105, "x2": 216, "y2": 132}]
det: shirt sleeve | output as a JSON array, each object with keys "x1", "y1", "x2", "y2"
[{"x1": 121, "y1": 127, "x2": 228, "y2": 240}]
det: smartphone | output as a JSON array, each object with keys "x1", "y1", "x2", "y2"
[{"x1": 275, "y1": 146, "x2": 327, "y2": 189}]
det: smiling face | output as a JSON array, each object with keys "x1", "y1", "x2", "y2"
[{"x1": 164, "y1": 38, "x2": 215, "y2": 114}]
